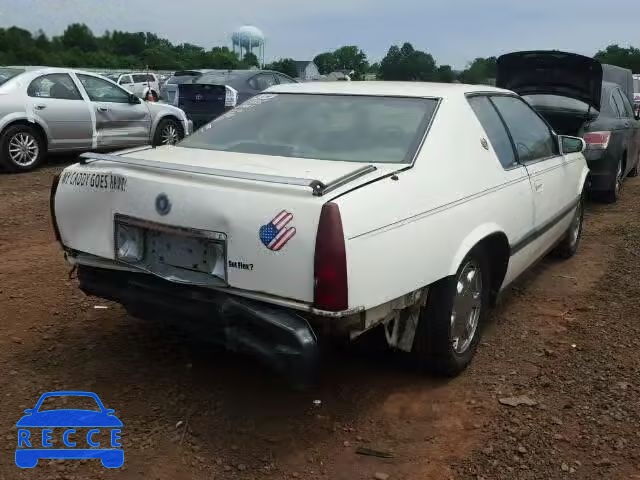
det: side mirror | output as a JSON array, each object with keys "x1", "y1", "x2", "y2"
[
  {"x1": 128, "y1": 94, "x2": 141, "y2": 105},
  {"x1": 635, "y1": 111, "x2": 640, "y2": 121},
  {"x1": 104, "y1": 409, "x2": 115, "y2": 415},
  {"x1": 559, "y1": 135, "x2": 586, "y2": 154},
  {"x1": 23, "y1": 409, "x2": 34, "y2": 414}
]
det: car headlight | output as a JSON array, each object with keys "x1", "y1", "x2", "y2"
[{"x1": 115, "y1": 223, "x2": 144, "y2": 263}]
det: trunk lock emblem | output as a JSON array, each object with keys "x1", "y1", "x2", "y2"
[{"x1": 155, "y1": 193, "x2": 171, "y2": 215}]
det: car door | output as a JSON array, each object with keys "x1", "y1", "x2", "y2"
[
  {"x1": 75, "y1": 73, "x2": 151, "y2": 149},
  {"x1": 25, "y1": 73, "x2": 93, "y2": 151},
  {"x1": 491, "y1": 95, "x2": 581, "y2": 258},
  {"x1": 614, "y1": 88, "x2": 640, "y2": 172},
  {"x1": 467, "y1": 95, "x2": 536, "y2": 285}
]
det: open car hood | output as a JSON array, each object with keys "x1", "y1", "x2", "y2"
[{"x1": 497, "y1": 51, "x2": 603, "y2": 111}]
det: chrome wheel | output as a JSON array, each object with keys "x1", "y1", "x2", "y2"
[
  {"x1": 569, "y1": 200, "x2": 583, "y2": 247},
  {"x1": 450, "y1": 261, "x2": 483, "y2": 354},
  {"x1": 8, "y1": 132, "x2": 39, "y2": 166},
  {"x1": 160, "y1": 123, "x2": 179, "y2": 145}
]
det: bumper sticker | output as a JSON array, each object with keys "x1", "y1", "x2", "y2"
[{"x1": 60, "y1": 171, "x2": 127, "y2": 192}]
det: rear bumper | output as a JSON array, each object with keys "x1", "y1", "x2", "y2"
[
  {"x1": 77, "y1": 265, "x2": 319, "y2": 383},
  {"x1": 584, "y1": 149, "x2": 616, "y2": 192}
]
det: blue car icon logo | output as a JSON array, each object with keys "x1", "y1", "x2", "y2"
[{"x1": 15, "y1": 391, "x2": 123, "y2": 468}]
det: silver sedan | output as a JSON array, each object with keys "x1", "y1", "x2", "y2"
[{"x1": 0, "y1": 67, "x2": 192, "y2": 172}]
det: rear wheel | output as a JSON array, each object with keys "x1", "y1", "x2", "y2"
[
  {"x1": 628, "y1": 154, "x2": 639, "y2": 177},
  {"x1": 0, "y1": 124, "x2": 46, "y2": 172},
  {"x1": 601, "y1": 156, "x2": 623, "y2": 203},
  {"x1": 153, "y1": 118, "x2": 183, "y2": 146},
  {"x1": 412, "y1": 248, "x2": 490, "y2": 376}
]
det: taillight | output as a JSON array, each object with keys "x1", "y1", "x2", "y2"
[
  {"x1": 313, "y1": 202, "x2": 348, "y2": 312},
  {"x1": 225, "y1": 85, "x2": 238, "y2": 109},
  {"x1": 50, "y1": 173, "x2": 62, "y2": 244},
  {"x1": 583, "y1": 131, "x2": 611, "y2": 150}
]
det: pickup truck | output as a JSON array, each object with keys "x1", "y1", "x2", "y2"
[{"x1": 51, "y1": 82, "x2": 589, "y2": 382}]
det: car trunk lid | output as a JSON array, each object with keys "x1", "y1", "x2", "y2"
[
  {"x1": 497, "y1": 50, "x2": 603, "y2": 111},
  {"x1": 177, "y1": 83, "x2": 229, "y2": 129},
  {"x1": 54, "y1": 147, "x2": 393, "y2": 304}
]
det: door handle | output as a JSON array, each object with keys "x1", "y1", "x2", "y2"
[
  {"x1": 34, "y1": 104, "x2": 46, "y2": 110},
  {"x1": 97, "y1": 106, "x2": 109, "y2": 112},
  {"x1": 624, "y1": 122, "x2": 630, "y2": 128}
]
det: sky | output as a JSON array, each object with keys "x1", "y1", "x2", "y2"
[{"x1": 0, "y1": 0, "x2": 638, "y2": 69}]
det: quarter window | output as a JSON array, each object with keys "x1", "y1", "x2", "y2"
[
  {"x1": 27, "y1": 74, "x2": 82, "y2": 100},
  {"x1": 615, "y1": 89, "x2": 634, "y2": 118},
  {"x1": 249, "y1": 74, "x2": 278, "y2": 90},
  {"x1": 611, "y1": 91, "x2": 625, "y2": 118},
  {"x1": 78, "y1": 74, "x2": 131, "y2": 103},
  {"x1": 491, "y1": 96, "x2": 557, "y2": 163},
  {"x1": 276, "y1": 74, "x2": 295, "y2": 84},
  {"x1": 468, "y1": 96, "x2": 516, "y2": 168}
]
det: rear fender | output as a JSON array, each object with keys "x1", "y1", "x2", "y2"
[
  {"x1": 0, "y1": 112, "x2": 51, "y2": 145},
  {"x1": 449, "y1": 223, "x2": 509, "y2": 275}
]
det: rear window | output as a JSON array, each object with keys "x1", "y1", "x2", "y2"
[
  {"x1": 167, "y1": 71, "x2": 203, "y2": 84},
  {"x1": 524, "y1": 94, "x2": 590, "y2": 112},
  {"x1": 179, "y1": 93, "x2": 438, "y2": 164},
  {"x1": 198, "y1": 72, "x2": 242, "y2": 84},
  {"x1": 132, "y1": 74, "x2": 149, "y2": 83},
  {"x1": 0, "y1": 67, "x2": 25, "y2": 85}
]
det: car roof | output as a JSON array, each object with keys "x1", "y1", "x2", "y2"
[{"x1": 266, "y1": 81, "x2": 511, "y2": 98}]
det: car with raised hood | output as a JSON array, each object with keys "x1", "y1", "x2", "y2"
[
  {"x1": 50, "y1": 82, "x2": 588, "y2": 382},
  {"x1": 497, "y1": 51, "x2": 640, "y2": 203},
  {"x1": 0, "y1": 67, "x2": 191, "y2": 173},
  {"x1": 173, "y1": 69, "x2": 297, "y2": 130}
]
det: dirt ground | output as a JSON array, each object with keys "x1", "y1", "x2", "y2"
[{"x1": 1, "y1": 158, "x2": 639, "y2": 480}]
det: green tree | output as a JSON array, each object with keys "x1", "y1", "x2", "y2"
[
  {"x1": 333, "y1": 45, "x2": 368, "y2": 80},
  {"x1": 436, "y1": 65, "x2": 455, "y2": 83},
  {"x1": 242, "y1": 52, "x2": 260, "y2": 68},
  {"x1": 458, "y1": 57, "x2": 497, "y2": 84},
  {"x1": 267, "y1": 58, "x2": 297, "y2": 78},
  {"x1": 594, "y1": 44, "x2": 640, "y2": 73},
  {"x1": 313, "y1": 52, "x2": 337, "y2": 74},
  {"x1": 379, "y1": 43, "x2": 437, "y2": 81},
  {"x1": 61, "y1": 23, "x2": 97, "y2": 52}
]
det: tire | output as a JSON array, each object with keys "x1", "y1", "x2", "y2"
[
  {"x1": 0, "y1": 124, "x2": 46, "y2": 173},
  {"x1": 628, "y1": 155, "x2": 639, "y2": 177},
  {"x1": 600, "y1": 156, "x2": 624, "y2": 203},
  {"x1": 411, "y1": 248, "x2": 490, "y2": 376},
  {"x1": 152, "y1": 118, "x2": 183, "y2": 146},
  {"x1": 552, "y1": 192, "x2": 584, "y2": 259}
]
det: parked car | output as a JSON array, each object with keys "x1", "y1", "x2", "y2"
[
  {"x1": 0, "y1": 67, "x2": 191, "y2": 172},
  {"x1": 159, "y1": 70, "x2": 216, "y2": 105},
  {"x1": 51, "y1": 82, "x2": 588, "y2": 381},
  {"x1": 176, "y1": 69, "x2": 297, "y2": 129},
  {"x1": 112, "y1": 72, "x2": 160, "y2": 100},
  {"x1": 497, "y1": 51, "x2": 640, "y2": 203}
]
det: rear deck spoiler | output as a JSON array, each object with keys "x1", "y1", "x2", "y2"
[{"x1": 78, "y1": 152, "x2": 376, "y2": 197}]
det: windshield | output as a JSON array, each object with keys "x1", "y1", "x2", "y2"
[
  {"x1": 38, "y1": 395, "x2": 101, "y2": 412},
  {"x1": 179, "y1": 93, "x2": 438, "y2": 164},
  {"x1": 0, "y1": 67, "x2": 25, "y2": 85}
]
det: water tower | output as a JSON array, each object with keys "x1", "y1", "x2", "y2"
[{"x1": 232, "y1": 26, "x2": 265, "y2": 67}]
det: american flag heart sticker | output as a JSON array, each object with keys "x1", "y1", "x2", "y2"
[{"x1": 259, "y1": 210, "x2": 297, "y2": 251}]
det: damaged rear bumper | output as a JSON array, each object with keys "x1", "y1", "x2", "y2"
[{"x1": 77, "y1": 265, "x2": 319, "y2": 384}]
